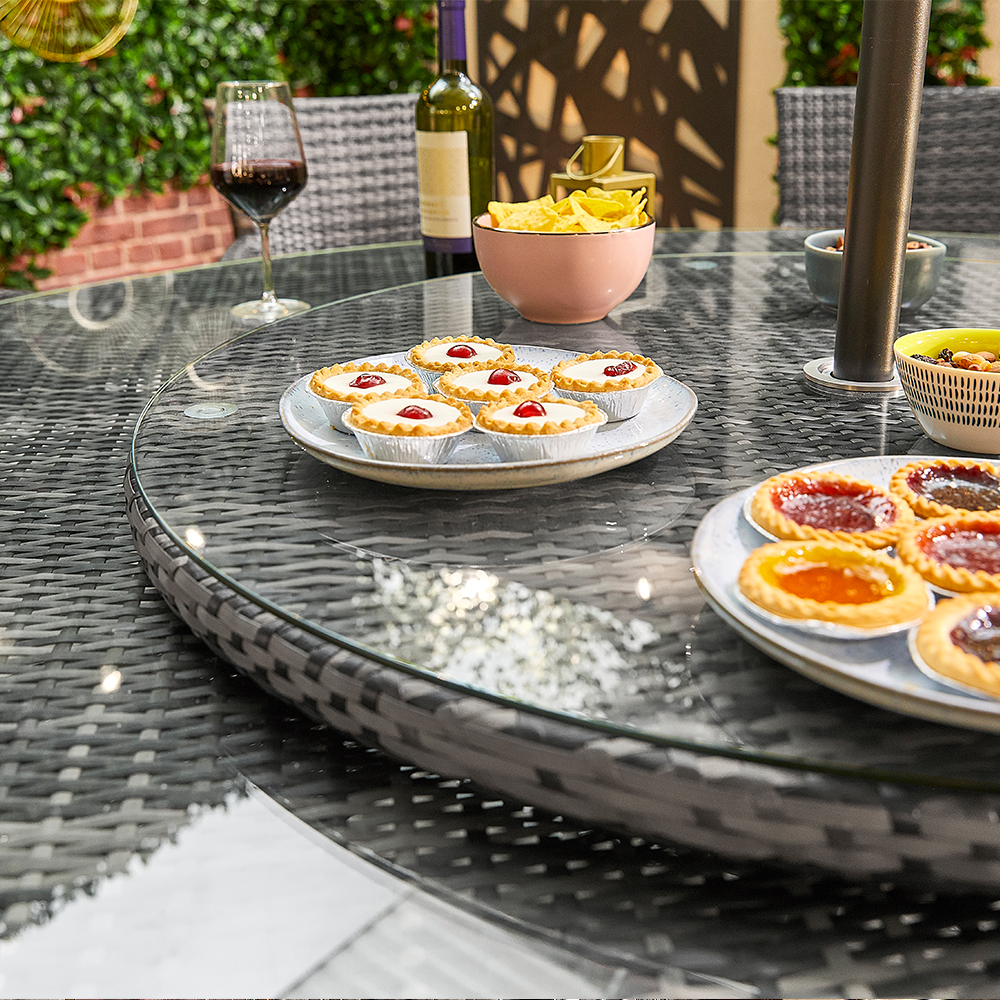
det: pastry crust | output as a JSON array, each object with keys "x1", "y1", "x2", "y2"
[
  {"x1": 914, "y1": 593, "x2": 1000, "y2": 699},
  {"x1": 890, "y1": 457, "x2": 1000, "y2": 518},
  {"x1": 550, "y1": 350, "x2": 662, "y2": 392},
  {"x1": 406, "y1": 336, "x2": 515, "y2": 374},
  {"x1": 435, "y1": 362, "x2": 552, "y2": 403},
  {"x1": 738, "y1": 539, "x2": 929, "y2": 629},
  {"x1": 749, "y1": 471, "x2": 914, "y2": 549},
  {"x1": 896, "y1": 511, "x2": 1000, "y2": 593},
  {"x1": 475, "y1": 396, "x2": 604, "y2": 435},
  {"x1": 347, "y1": 392, "x2": 473, "y2": 437},
  {"x1": 309, "y1": 363, "x2": 423, "y2": 401}
]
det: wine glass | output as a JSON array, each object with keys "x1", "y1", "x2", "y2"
[{"x1": 210, "y1": 81, "x2": 310, "y2": 321}]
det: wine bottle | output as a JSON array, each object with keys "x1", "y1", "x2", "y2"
[{"x1": 415, "y1": 0, "x2": 494, "y2": 278}]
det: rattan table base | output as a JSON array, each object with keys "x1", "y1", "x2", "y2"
[{"x1": 126, "y1": 465, "x2": 1000, "y2": 893}]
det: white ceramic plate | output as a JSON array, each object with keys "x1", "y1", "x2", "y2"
[
  {"x1": 691, "y1": 455, "x2": 1000, "y2": 732},
  {"x1": 280, "y1": 345, "x2": 698, "y2": 490}
]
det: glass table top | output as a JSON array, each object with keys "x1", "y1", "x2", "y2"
[{"x1": 130, "y1": 230, "x2": 1000, "y2": 789}]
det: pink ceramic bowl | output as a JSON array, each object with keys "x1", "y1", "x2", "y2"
[{"x1": 472, "y1": 214, "x2": 655, "y2": 325}]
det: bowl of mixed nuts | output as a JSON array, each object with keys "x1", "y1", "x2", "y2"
[
  {"x1": 804, "y1": 228, "x2": 946, "y2": 312},
  {"x1": 894, "y1": 328, "x2": 1000, "y2": 453}
]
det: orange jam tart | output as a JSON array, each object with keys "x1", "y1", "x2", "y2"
[
  {"x1": 738, "y1": 540, "x2": 929, "y2": 629},
  {"x1": 749, "y1": 471, "x2": 913, "y2": 548},
  {"x1": 890, "y1": 458, "x2": 1000, "y2": 518},
  {"x1": 897, "y1": 512, "x2": 1000, "y2": 593},
  {"x1": 914, "y1": 593, "x2": 1000, "y2": 699}
]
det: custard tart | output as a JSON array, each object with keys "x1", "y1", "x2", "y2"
[
  {"x1": 406, "y1": 336, "x2": 516, "y2": 389},
  {"x1": 890, "y1": 458, "x2": 1000, "y2": 518},
  {"x1": 343, "y1": 392, "x2": 473, "y2": 464},
  {"x1": 308, "y1": 363, "x2": 424, "y2": 432},
  {"x1": 749, "y1": 471, "x2": 914, "y2": 549},
  {"x1": 913, "y1": 593, "x2": 1000, "y2": 699},
  {"x1": 475, "y1": 396, "x2": 606, "y2": 461},
  {"x1": 897, "y1": 511, "x2": 1000, "y2": 593},
  {"x1": 550, "y1": 350, "x2": 663, "y2": 420},
  {"x1": 435, "y1": 362, "x2": 552, "y2": 415},
  {"x1": 738, "y1": 539, "x2": 930, "y2": 630}
]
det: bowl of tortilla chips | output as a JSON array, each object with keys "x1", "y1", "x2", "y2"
[{"x1": 472, "y1": 187, "x2": 655, "y2": 325}]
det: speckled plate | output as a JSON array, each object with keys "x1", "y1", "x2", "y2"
[
  {"x1": 691, "y1": 455, "x2": 1000, "y2": 731},
  {"x1": 280, "y1": 345, "x2": 697, "y2": 490}
]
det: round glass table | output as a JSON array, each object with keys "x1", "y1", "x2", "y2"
[{"x1": 129, "y1": 233, "x2": 1000, "y2": 899}]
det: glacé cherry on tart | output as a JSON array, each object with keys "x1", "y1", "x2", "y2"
[
  {"x1": 309, "y1": 363, "x2": 423, "y2": 401},
  {"x1": 896, "y1": 511, "x2": 1000, "y2": 593},
  {"x1": 308, "y1": 363, "x2": 425, "y2": 433},
  {"x1": 914, "y1": 593, "x2": 1000, "y2": 699},
  {"x1": 406, "y1": 336, "x2": 516, "y2": 387},
  {"x1": 549, "y1": 350, "x2": 663, "y2": 420},
  {"x1": 890, "y1": 458, "x2": 1000, "y2": 518},
  {"x1": 346, "y1": 392, "x2": 472, "y2": 437},
  {"x1": 738, "y1": 539, "x2": 929, "y2": 630},
  {"x1": 749, "y1": 471, "x2": 914, "y2": 549},
  {"x1": 475, "y1": 396, "x2": 606, "y2": 461},
  {"x1": 435, "y1": 362, "x2": 553, "y2": 411}
]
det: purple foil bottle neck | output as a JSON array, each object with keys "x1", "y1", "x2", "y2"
[{"x1": 438, "y1": 0, "x2": 467, "y2": 65}]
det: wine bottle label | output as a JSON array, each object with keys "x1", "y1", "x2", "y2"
[{"x1": 416, "y1": 130, "x2": 473, "y2": 248}]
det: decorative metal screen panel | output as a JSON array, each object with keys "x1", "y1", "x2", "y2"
[{"x1": 476, "y1": 0, "x2": 740, "y2": 227}]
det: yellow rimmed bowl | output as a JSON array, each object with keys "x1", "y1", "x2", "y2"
[{"x1": 894, "y1": 328, "x2": 1000, "y2": 453}]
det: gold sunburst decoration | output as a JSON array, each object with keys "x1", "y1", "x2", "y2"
[{"x1": 0, "y1": 0, "x2": 137, "y2": 61}]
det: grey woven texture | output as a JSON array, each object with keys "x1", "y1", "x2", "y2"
[
  {"x1": 270, "y1": 93, "x2": 421, "y2": 255},
  {"x1": 776, "y1": 86, "x2": 1000, "y2": 232},
  {"x1": 11, "y1": 233, "x2": 1000, "y2": 997}
]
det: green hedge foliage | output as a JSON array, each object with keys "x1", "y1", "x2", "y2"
[
  {"x1": 0, "y1": 0, "x2": 435, "y2": 288},
  {"x1": 780, "y1": 0, "x2": 990, "y2": 88}
]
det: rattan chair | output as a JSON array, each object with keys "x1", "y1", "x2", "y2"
[
  {"x1": 775, "y1": 86, "x2": 1000, "y2": 233},
  {"x1": 211, "y1": 93, "x2": 422, "y2": 260}
]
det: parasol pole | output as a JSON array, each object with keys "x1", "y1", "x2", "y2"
[{"x1": 832, "y1": 0, "x2": 932, "y2": 384}]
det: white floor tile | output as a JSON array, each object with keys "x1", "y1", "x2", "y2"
[{"x1": 0, "y1": 786, "x2": 403, "y2": 999}]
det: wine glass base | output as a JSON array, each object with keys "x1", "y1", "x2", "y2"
[{"x1": 231, "y1": 297, "x2": 310, "y2": 322}]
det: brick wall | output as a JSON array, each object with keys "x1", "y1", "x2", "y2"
[{"x1": 28, "y1": 180, "x2": 238, "y2": 291}]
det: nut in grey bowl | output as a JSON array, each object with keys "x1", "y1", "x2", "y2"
[{"x1": 803, "y1": 229, "x2": 946, "y2": 312}]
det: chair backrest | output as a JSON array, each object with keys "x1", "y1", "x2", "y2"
[
  {"x1": 775, "y1": 86, "x2": 1000, "y2": 233},
  {"x1": 268, "y1": 93, "x2": 422, "y2": 255}
]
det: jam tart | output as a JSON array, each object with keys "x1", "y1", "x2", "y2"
[
  {"x1": 475, "y1": 396, "x2": 606, "y2": 461},
  {"x1": 343, "y1": 392, "x2": 473, "y2": 464},
  {"x1": 550, "y1": 350, "x2": 663, "y2": 420},
  {"x1": 749, "y1": 471, "x2": 914, "y2": 549},
  {"x1": 308, "y1": 363, "x2": 424, "y2": 432},
  {"x1": 896, "y1": 511, "x2": 1000, "y2": 593},
  {"x1": 890, "y1": 457, "x2": 1000, "y2": 518},
  {"x1": 738, "y1": 539, "x2": 930, "y2": 630},
  {"x1": 913, "y1": 593, "x2": 1000, "y2": 699},
  {"x1": 435, "y1": 362, "x2": 553, "y2": 414},
  {"x1": 406, "y1": 336, "x2": 516, "y2": 389}
]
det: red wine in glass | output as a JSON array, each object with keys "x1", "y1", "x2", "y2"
[
  {"x1": 210, "y1": 81, "x2": 310, "y2": 321},
  {"x1": 209, "y1": 159, "x2": 307, "y2": 222}
]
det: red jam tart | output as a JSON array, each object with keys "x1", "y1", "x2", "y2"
[
  {"x1": 914, "y1": 593, "x2": 1000, "y2": 698},
  {"x1": 749, "y1": 471, "x2": 914, "y2": 549},
  {"x1": 897, "y1": 512, "x2": 1000, "y2": 593},
  {"x1": 890, "y1": 458, "x2": 1000, "y2": 518},
  {"x1": 738, "y1": 539, "x2": 929, "y2": 630}
]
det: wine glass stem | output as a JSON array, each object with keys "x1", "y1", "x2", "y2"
[{"x1": 257, "y1": 221, "x2": 278, "y2": 307}]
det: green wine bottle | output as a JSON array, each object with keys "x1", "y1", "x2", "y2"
[{"x1": 415, "y1": 0, "x2": 494, "y2": 278}]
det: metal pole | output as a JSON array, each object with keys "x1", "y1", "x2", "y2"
[{"x1": 833, "y1": 0, "x2": 931, "y2": 383}]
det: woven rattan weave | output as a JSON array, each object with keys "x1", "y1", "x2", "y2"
[
  {"x1": 776, "y1": 86, "x2": 1000, "y2": 232},
  {"x1": 10, "y1": 233, "x2": 1000, "y2": 997}
]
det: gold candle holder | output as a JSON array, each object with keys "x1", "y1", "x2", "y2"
[{"x1": 549, "y1": 135, "x2": 656, "y2": 217}]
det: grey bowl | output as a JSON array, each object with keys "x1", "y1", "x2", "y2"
[{"x1": 804, "y1": 228, "x2": 946, "y2": 312}]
